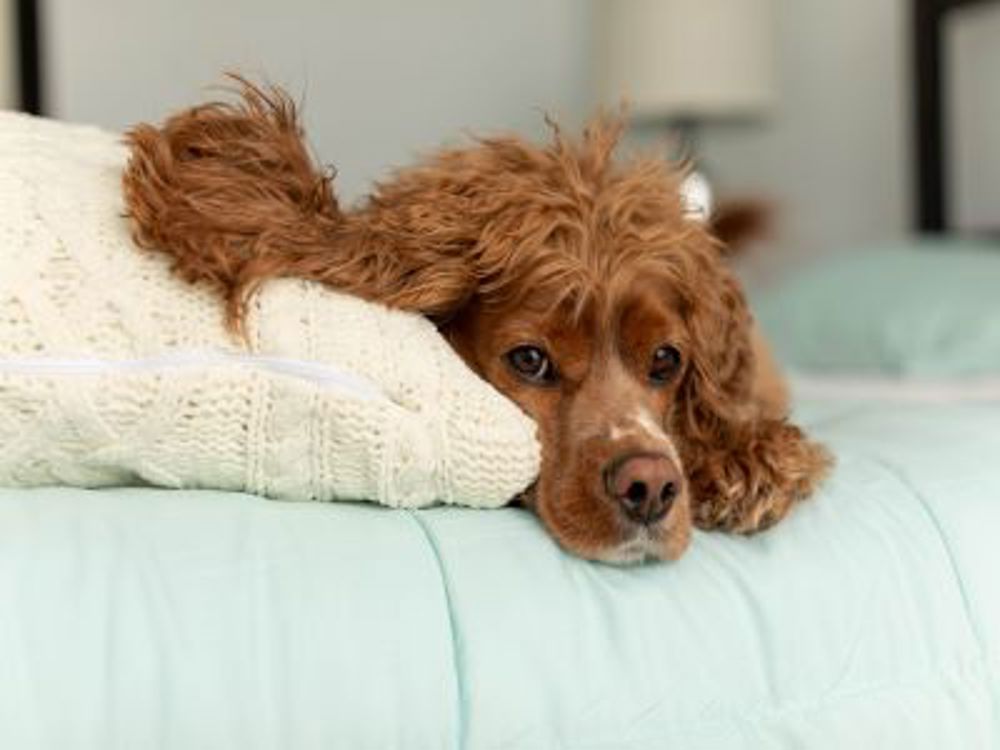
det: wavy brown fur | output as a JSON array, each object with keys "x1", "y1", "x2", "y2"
[
  {"x1": 122, "y1": 78, "x2": 830, "y2": 561},
  {"x1": 124, "y1": 77, "x2": 629, "y2": 329},
  {"x1": 124, "y1": 77, "x2": 479, "y2": 328}
]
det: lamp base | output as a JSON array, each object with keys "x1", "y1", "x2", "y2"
[
  {"x1": 680, "y1": 169, "x2": 713, "y2": 221},
  {"x1": 671, "y1": 119, "x2": 713, "y2": 221}
]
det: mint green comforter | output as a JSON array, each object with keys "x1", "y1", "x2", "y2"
[{"x1": 1, "y1": 397, "x2": 998, "y2": 749}]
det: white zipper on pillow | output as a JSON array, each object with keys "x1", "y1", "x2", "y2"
[{"x1": 0, "y1": 351, "x2": 390, "y2": 402}]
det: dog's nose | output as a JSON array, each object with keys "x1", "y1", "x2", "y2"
[{"x1": 606, "y1": 454, "x2": 681, "y2": 525}]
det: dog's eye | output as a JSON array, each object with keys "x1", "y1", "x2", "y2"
[
  {"x1": 506, "y1": 345, "x2": 557, "y2": 385},
  {"x1": 649, "y1": 345, "x2": 682, "y2": 385}
]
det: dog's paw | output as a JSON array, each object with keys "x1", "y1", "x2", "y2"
[{"x1": 691, "y1": 420, "x2": 832, "y2": 534}]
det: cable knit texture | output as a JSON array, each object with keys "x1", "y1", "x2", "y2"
[{"x1": 0, "y1": 112, "x2": 540, "y2": 508}]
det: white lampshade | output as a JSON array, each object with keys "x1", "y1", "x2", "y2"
[{"x1": 597, "y1": 0, "x2": 777, "y2": 121}]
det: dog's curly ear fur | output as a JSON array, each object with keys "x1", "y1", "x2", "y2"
[
  {"x1": 675, "y1": 251, "x2": 831, "y2": 532},
  {"x1": 123, "y1": 76, "x2": 479, "y2": 330}
]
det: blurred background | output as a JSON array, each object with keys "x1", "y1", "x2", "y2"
[{"x1": 2, "y1": 0, "x2": 998, "y2": 284}]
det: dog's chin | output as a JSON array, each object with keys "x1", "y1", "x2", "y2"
[
  {"x1": 529, "y1": 480, "x2": 693, "y2": 565},
  {"x1": 588, "y1": 525, "x2": 691, "y2": 565},
  {"x1": 590, "y1": 530, "x2": 662, "y2": 565},
  {"x1": 563, "y1": 495, "x2": 693, "y2": 566}
]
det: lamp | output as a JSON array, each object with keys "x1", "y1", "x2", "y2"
[{"x1": 597, "y1": 0, "x2": 777, "y2": 217}]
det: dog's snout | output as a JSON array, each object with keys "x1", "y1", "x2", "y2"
[{"x1": 606, "y1": 454, "x2": 681, "y2": 525}]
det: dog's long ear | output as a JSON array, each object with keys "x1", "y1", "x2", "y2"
[
  {"x1": 674, "y1": 250, "x2": 831, "y2": 532},
  {"x1": 123, "y1": 77, "x2": 479, "y2": 329}
]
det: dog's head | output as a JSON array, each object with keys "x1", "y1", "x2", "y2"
[
  {"x1": 346, "y1": 119, "x2": 822, "y2": 563},
  {"x1": 448, "y1": 274, "x2": 705, "y2": 564}
]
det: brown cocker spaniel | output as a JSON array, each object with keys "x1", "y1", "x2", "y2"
[{"x1": 122, "y1": 79, "x2": 830, "y2": 564}]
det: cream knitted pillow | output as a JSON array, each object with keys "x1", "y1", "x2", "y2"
[{"x1": 0, "y1": 112, "x2": 540, "y2": 508}]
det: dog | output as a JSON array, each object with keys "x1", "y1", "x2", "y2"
[{"x1": 122, "y1": 79, "x2": 830, "y2": 563}]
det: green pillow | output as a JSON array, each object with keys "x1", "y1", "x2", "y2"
[{"x1": 753, "y1": 238, "x2": 1000, "y2": 377}]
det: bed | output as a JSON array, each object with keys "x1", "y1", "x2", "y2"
[
  {"x1": 2, "y1": 386, "x2": 999, "y2": 748},
  {"x1": 3, "y1": 2, "x2": 1000, "y2": 748}
]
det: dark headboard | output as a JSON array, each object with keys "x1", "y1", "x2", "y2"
[
  {"x1": 15, "y1": 0, "x2": 45, "y2": 115},
  {"x1": 913, "y1": 0, "x2": 999, "y2": 232}
]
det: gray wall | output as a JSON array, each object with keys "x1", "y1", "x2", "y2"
[
  {"x1": 949, "y1": 3, "x2": 1000, "y2": 232},
  {"x1": 47, "y1": 0, "x2": 595, "y2": 203},
  {"x1": 42, "y1": 0, "x2": 999, "y2": 266},
  {"x1": 698, "y1": 0, "x2": 911, "y2": 268}
]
